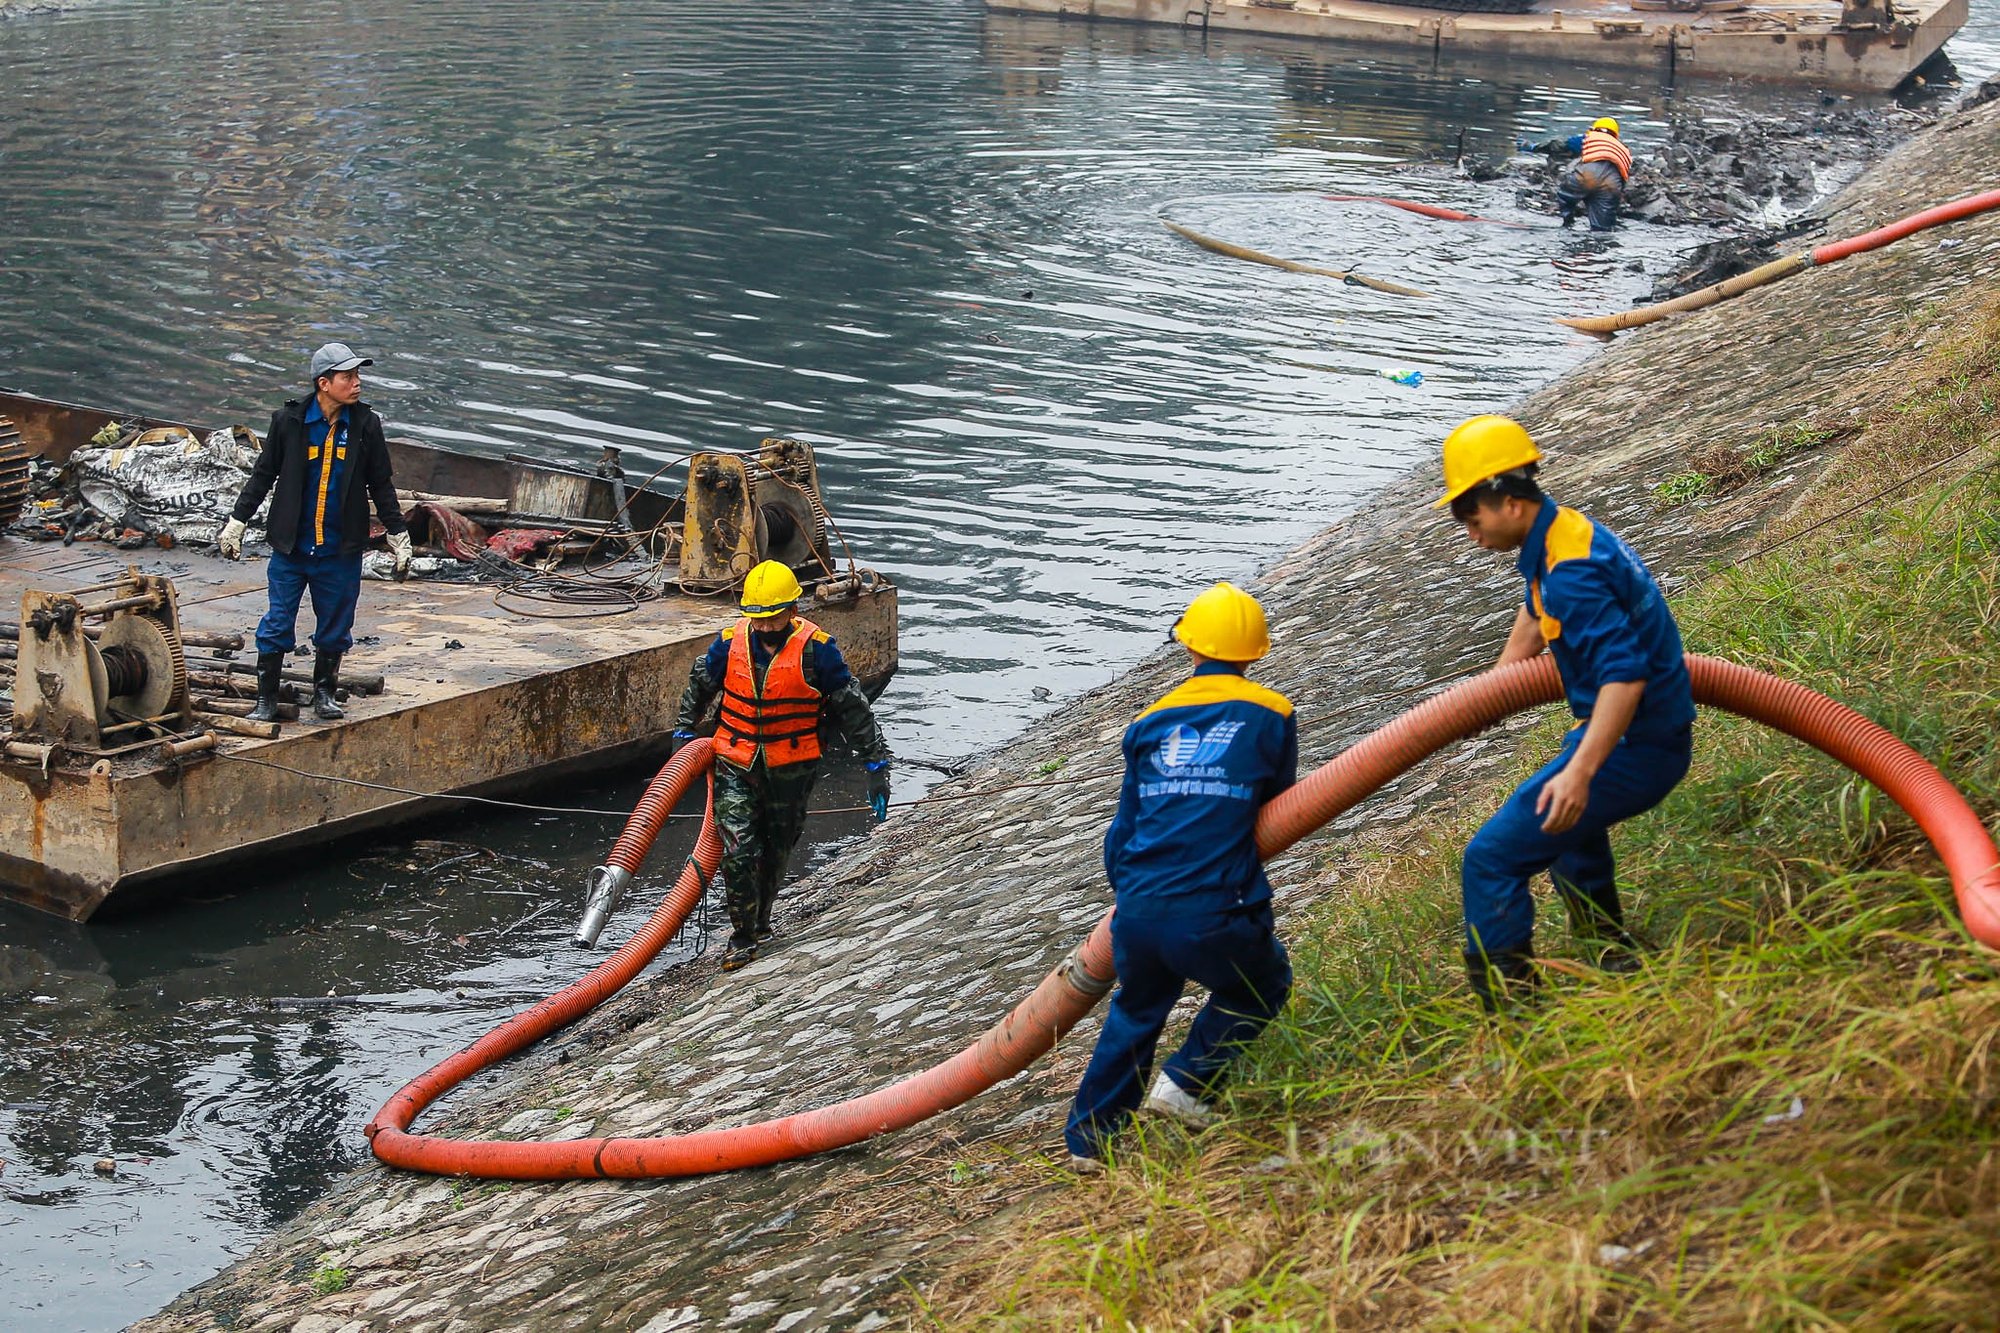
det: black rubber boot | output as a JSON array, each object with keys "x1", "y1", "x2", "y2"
[
  {"x1": 311, "y1": 651, "x2": 344, "y2": 721},
  {"x1": 1558, "y1": 881, "x2": 1645, "y2": 973},
  {"x1": 245, "y1": 651, "x2": 285, "y2": 724},
  {"x1": 1465, "y1": 948, "x2": 1540, "y2": 1015},
  {"x1": 1594, "y1": 934, "x2": 1646, "y2": 975},
  {"x1": 720, "y1": 934, "x2": 759, "y2": 972}
]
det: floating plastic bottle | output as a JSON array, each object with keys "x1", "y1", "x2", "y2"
[{"x1": 1378, "y1": 368, "x2": 1424, "y2": 387}]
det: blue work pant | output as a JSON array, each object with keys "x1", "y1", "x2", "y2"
[
  {"x1": 1557, "y1": 160, "x2": 1624, "y2": 231},
  {"x1": 1065, "y1": 903, "x2": 1291, "y2": 1157},
  {"x1": 1461, "y1": 724, "x2": 1693, "y2": 958},
  {"x1": 257, "y1": 548, "x2": 363, "y2": 655}
]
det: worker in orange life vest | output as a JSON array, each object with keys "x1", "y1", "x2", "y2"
[
  {"x1": 1555, "y1": 117, "x2": 1633, "y2": 231},
  {"x1": 674, "y1": 560, "x2": 892, "y2": 971}
]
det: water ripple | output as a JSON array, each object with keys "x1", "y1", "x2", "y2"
[{"x1": 4, "y1": 0, "x2": 1983, "y2": 1326}]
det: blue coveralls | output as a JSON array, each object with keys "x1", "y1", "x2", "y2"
[
  {"x1": 1065, "y1": 662, "x2": 1298, "y2": 1158},
  {"x1": 256, "y1": 399, "x2": 364, "y2": 655},
  {"x1": 1461, "y1": 499, "x2": 1696, "y2": 959}
]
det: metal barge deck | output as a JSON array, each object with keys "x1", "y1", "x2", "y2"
[
  {"x1": 983, "y1": 0, "x2": 1967, "y2": 93},
  {"x1": 0, "y1": 390, "x2": 897, "y2": 922}
]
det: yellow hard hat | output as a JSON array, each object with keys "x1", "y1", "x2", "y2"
[
  {"x1": 1590, "y1": 117, "x2": 1620, "y2": 136},
  {"x1": 1172, "y1": 581, "x2": 1271, "y2": 663},
  {"x1": 740, "y1": 560, "x2": 804, "y2": 617},
  {"x1": 1434, "y1": 415, "x2": 1543, "y2": 509}
]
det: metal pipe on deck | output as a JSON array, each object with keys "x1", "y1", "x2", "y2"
[
  {"x1": 157, "y1": 733, "x2": 218, "y2": 761},
  {"x1": 195, "y1": 711, "x2": 279, "y2": 739},
  {"x1": 200, "y1": 657, "x2": 383, "y2": 694},
  {"x1": 195, "y1": 695, "x2": 299, "y2": 722},
  {"x1": 73, "y1": 593, "x2": 163, "y2": 617},
  {"x1": 100, "y1": 711, "x2": 182, "y2": 735},
  {"x1": 1, "y1": 622, "x2": 243, "y2": 651}
]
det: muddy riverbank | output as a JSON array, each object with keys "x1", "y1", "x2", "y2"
[
  {"x1": 1498, "y1": 100, "x2": 1936, "y2": 226},
  {"x1": 128, "y1": 91, "x2": 2000, "y2": 1333}
]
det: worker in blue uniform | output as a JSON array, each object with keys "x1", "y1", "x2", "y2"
[
  {"x1": 1436, "y1": 415, "x2": 1695, "y2": 1011},
  {"x1": 1064, "y1": 582, "x2": 1297, "y2": 1166},
  {"x1": 219, "y1": 342, "x2": 411, "y2": 723}
]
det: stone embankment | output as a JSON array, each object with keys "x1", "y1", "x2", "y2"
[
  {"x1": 137, "y1": 98, "x2": 2000, "y2": 1333},
  {"x1": 0, "y1": 1, "x2": 105, "y2": 16}
]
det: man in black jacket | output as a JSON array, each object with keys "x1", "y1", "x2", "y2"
[{"x1": 218, "y1": 343, "x2": 411, "y2": 722}]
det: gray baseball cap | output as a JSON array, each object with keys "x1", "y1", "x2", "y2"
[{"x1": 310, "y1": 342, "x2": 374, "y2": 380}]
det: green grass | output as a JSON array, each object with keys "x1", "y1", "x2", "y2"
[
  {"x1": 925, "y1": 303, "x2": 2000, "y2": 1331},
  {"x1": 1656, "y1": 422, "x2": 1839, "y2": 509},
  {"x1": 1653, "y1": 470, "x2": 1715, "y2": 508},
  {"x1": 308, "y1": 1266, "x2": 351, "y2": 1296}
]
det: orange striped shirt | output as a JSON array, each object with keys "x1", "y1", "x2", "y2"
[{"x1": 1579, "y1": 130, "x2": 1632, "y2": 182}]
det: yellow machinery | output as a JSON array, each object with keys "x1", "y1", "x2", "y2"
[{"x1": 679, "y1": 437, "x2": 836, "y2": 593}]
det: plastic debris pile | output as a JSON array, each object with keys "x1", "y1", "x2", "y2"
[
  {"x1": 6, "y1": 421, "x2": 594, "y2": 583},
  {"x1": 7, "y1": 421, "x2": 262, "y2": 551}
]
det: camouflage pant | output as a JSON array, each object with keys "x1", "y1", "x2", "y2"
[{"x1": 713, "y1": 757, "x2": 819, "y2": 945}]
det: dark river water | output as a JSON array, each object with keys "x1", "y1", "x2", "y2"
[{"x1": 1, "y1": 0, "x2": 1994, "y2": 1327}]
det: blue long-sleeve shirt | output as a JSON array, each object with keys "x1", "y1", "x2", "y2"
[
  {"x1": 296, "y1": 398, "x2": 349, "y2": 557},
  {"x1": 1103, "y1": 662, "x2": 1298, "y2": 917},
  {"x1": 1518, "y1": 499, "x2": 1695, "y2": 742}
]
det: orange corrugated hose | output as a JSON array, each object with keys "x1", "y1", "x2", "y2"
[
  {"x1": 1322, "y1": 194, "x2": 1529, "y2": 228},
  {"x1": 366, "y1": 655, "x2": 1999, "y2": 1179}
]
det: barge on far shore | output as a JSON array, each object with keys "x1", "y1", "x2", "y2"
[
  {"x1": 983, "y1": 0, "x2": 1966, "y2": 93},
  {"x1": 0, "y1": 387, "x2": 898, "y2": 922}
]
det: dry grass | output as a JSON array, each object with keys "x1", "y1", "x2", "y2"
[{"x1": 914, "y1": 297, "x2": 2000, "y2": 1331}]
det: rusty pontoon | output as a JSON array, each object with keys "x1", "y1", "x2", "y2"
[
  {"x1": 0, "y1": 388, "x2": 897, "y2": 922},
  {"x1": 984, "y1": 0, "x2": 1967, "y2": 93}
]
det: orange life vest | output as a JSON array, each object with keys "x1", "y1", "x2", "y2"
[
  {"x1": 1579, "y1": 129, "x2": 1632, "y2": 183},
  {"x1": 713, "y1": 617, "x2": 825, "y2": 768}
]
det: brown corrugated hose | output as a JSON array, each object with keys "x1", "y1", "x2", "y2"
[{"x1": 1558, "y1": 188, "x2": 2000, "y2": 335}]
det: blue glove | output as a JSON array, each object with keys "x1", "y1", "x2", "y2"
[
  {"x1": 866, "y1": 761, "x2": 890, "y2": 823},
  {"x1": 670, "y1": 728, "x2": 697, "y2": 756}
]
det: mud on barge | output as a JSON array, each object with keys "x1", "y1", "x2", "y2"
[
  {"x1": 0, "y1": 388, "x2": 897, "y2": 922},
  {"x1": 984, "y1": 0, "x2": 1966, "y2": 93}
]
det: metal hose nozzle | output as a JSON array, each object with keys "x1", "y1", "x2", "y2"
[{"x1": 573, "y1": 864, "x2": 634, "y2": 949}]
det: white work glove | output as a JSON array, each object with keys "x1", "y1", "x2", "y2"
[
  {"x1": 387, "y1": 531, "x2": 414, "y2": 582},
  {"x1": 217, "y1": 517, "x2": 246, "y2": 561}
]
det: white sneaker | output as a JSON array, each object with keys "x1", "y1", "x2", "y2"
[
  {"x1": 1143, "y1": 1072, "x2": 1216, "y2": 1127},
  {"x1": 1066, "y1": 1153, "x2": 1105, "y2": 1175}
]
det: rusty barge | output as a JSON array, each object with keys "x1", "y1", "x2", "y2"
[
  {"x1": 0, "y1": 388, "x2": 898, "y2": 922},
  {"x1": 984, "y1": 0, "x2": 1967, "y2": 93}
]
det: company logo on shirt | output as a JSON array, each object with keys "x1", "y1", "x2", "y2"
[
  {"x1": 1141, "y1": 721, "x2": 1254, "y2": 801},
  {"x1": 1153, "y1": 721, "x2": 1244, "y2": 773}
]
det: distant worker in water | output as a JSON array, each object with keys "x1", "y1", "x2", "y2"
[
  {"x1": 218, "y1": 342, "x2": 412, "y2": 724},
  {"x1": 1064, "y1": 582, "x2": 1297, "y2": 1168},
  {"x1": 675, "y1": 560, "x2": 892, "y2": 972},
  {"x1": 1437, "y1": 415, "x2": 1693, "y2": 1012},
  {"x1": 1554, "y1": 117, "x2": 1632, "y2": 231}
]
